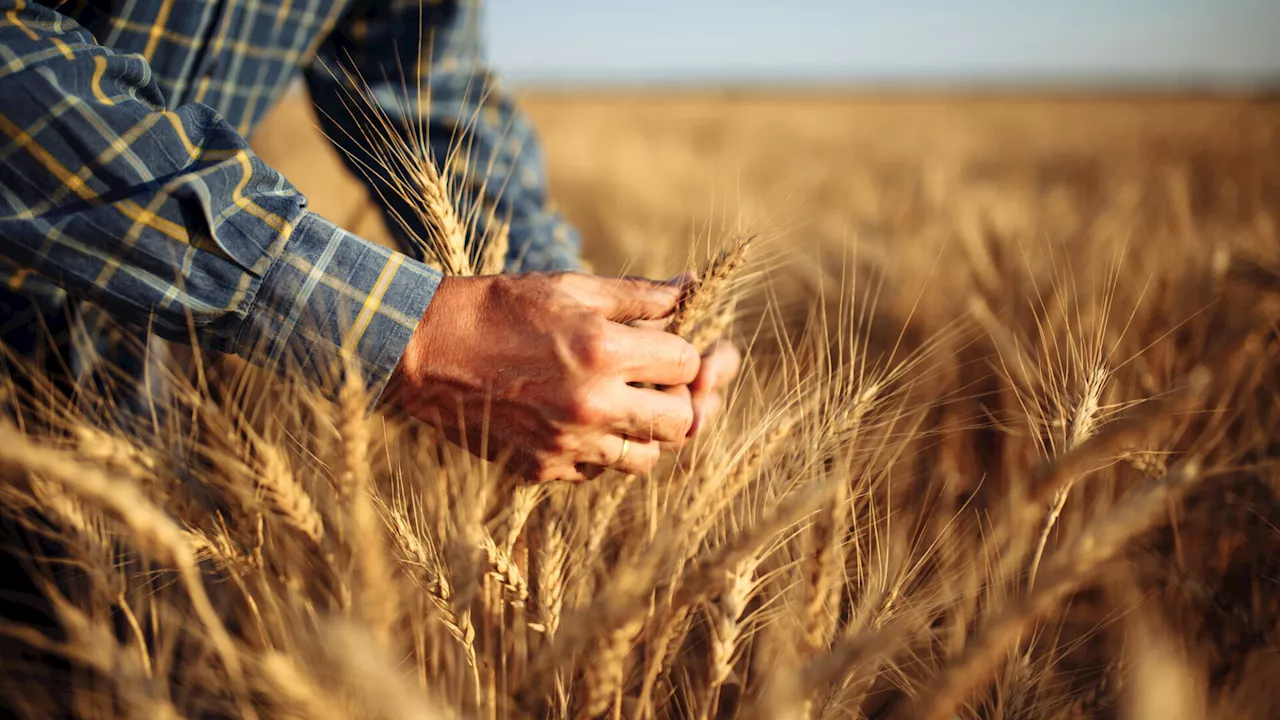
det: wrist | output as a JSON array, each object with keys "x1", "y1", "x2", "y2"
[{"x1": 381, "y1": 275, "x2": 487, "y2": 415}]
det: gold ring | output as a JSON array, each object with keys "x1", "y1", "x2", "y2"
[{"x1": 611, "y1": 437, "x2": 631, "y2": 468}]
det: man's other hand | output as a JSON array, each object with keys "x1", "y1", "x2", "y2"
[
  {"x1": 689, "y1": 340, "x2": 741, "y2": 436},
  {"x1": 660, "y1": 272, "x2": 743, "y2": 438},
  {"x1": 384, "y1": 273, "x2": 701, "y2": 482}
]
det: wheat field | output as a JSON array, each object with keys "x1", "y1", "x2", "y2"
[{"x1": 0, "y1": 90, "x2": 1278, "y2": 719}]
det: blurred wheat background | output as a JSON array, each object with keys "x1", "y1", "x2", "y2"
[{"x1": 1, "y1": 61, "x2": 1279, "y2": 720}]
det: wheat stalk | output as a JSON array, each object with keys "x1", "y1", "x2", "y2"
[
  {"x1": 700, "y1": 557, "x2": 758, "y2": 720},
  {"x1": 252, "y1": 434, "x2": 325, "y2": 550},
  {"x1": 337, "y1": 374, "x2": 397, "y2": 646},
  {"x1": 0, "y1": 95, "x2": 1276, "y2": 720},
  {"x1": 0, "y1": 423, "x2": 256, "y2": 719}
]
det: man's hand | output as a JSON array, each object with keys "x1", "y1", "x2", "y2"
[{"x1": 384, "y1": 273, "x2": 701, "y2": 482}]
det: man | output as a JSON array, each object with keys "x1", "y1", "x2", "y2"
[{"x1": 0, "y1": 1, "x2": 740, "y2": 482}]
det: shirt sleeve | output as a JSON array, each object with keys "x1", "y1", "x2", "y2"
[
  {"x1": 303, "y1": 0, "x2": 583, "y2": 274},
  {"x1": 0, "y1": 1, "x2": 441, "y2": 401}
]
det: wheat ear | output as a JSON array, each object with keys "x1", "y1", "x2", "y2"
[
  {"x1": 479, "y1": 216, "x2": 511, "y2": 276},
  {"x1": 626, "y1": 474, "x2": 839, "y2": 715},
  {"x1": 425, "y1": 565, "x2": 479, "y2": 671},
  {"x1": 252, "y1": 434, "x2": 324, "y2": 550},
  {"x1": 523, "y1": 485, "x2": 776, "y2": 717},
  {"x1": 532, "y1": 492, "x2": 568, "y2": 641},
  {"x1": 481, "y1": 531, "x2": 529, "y2": 608},
  {"x1": 1026, "y1": 363, "x2": 1109, "y2": 588},
  {"x1": 325, "y1": 63, "x2": 470, "y2": 275},
  {"x1": 337, "y1": 374, "x2": 397, "y2": 646},
  {"x1": 700, "y1": 558, "x2": 758, "y2": 720},
  {"x1": 668, "y1": 235, "x2": 754, "y2": 344},
  {"x1": 637, "y1": 601, "x2": 693, "y2": 717},
  {"x1": 908, "y1": 459, "x2": 1204, "y2": 720},
  {"x1": 504, "y1": 484, "x2": 542, "y2": 554},
  {"x1": 583, "y1": 477, "x2": 631, "y2": 568},
  {"x1": 802, "y1": 483, "x2": 848, "y2": 655},
  {"x1": 582, "y1": 615, "x2": 645, "y2": 718},
  {"x1": 412, "y1": 160, "x2": 471, "y2": 275}
]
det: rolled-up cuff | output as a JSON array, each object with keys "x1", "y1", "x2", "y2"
[{"x1": 233, "y1": 212, "x2": 441, "y2": 405}]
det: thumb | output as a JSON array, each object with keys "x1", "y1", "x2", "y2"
[
  {"x1": 569, "y1": 275, "x2": 684, "y2": 323},
  {"x1": 666, "y1": 270, "x2": 697, "y2": 290}
]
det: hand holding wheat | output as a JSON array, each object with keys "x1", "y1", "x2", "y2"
[
  {"x1": 382, "y1": 272, "x2": 702, "y2": 482},
  {"x1": 619, "y1": 271, "x2": 745, "y2": 436}
]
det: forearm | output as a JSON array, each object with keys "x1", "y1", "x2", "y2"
[
  {"x1": 0, "y1": 0, "x2": 441, "y2": 399},
  {"x1": 304, "y1": 0, "x2": 583, "y2": 274}
]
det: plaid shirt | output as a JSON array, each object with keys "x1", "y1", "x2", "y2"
[{"x1": 0, "y1": 0, "x2": 580, "y2": 405}]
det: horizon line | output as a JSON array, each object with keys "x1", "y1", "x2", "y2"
[{"x1": 498, "y1": 68, "x2": 1280, "y2": 91}]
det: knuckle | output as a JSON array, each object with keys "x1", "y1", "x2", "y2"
[
  {"x1": 528, "y1": 458, "x2": 556, "y2": 483},
  {"x1": 504, "y1": 272, "x2": 539, "y2": 296},
  {"x1": 533, "y1": 457, "x2": 578, "y2": 484},
  {"x1": 632, "y1": 278, "x2": 679, "y2": 309},
  {"x1": 549, "y1": 272, "x2": 589, "y2": 299},
  {"x1": 536, "y1": 468, "x2": 568, "y2": 484},
  {"x1": 571, "y1": 318, "x2": 612, "y2": 370},
  {"x1": 566, "y1": 388, "x2": 607, "y2": 426},
  {"x1": 517, "y1": 273, "x2": 556, "y2": 303},
  {"x1": 545, "y1": 431, "x2": 574, "y2": 456}
]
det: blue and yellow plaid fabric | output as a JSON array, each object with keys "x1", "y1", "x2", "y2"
[{"x1": 0, "y1": 0, "x2": 580, "y2": 404}]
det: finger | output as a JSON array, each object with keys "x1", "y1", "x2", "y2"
[
  {"x1": 626, "y1": 318, "x2": 668, "y2": 331},
  {"x1": 572, "y1": 463, "x2": 609, "y2": 482},
  {"x1": 575, "y1": 433, "x2": 663, "y2": 476},
  {"x1": 508, "y1": 455, "x2": 588, "y2": 484},
  {"x1": 666, "y1": 271, "x2": 696, "y2": 290},
  {"x1": 691, "y1": 341, "x2": 743, "y2": 394},
  {"x1": 564, "y1": 275, "x2": 683, "y2": 323},
  {"x1": 582, "y1": 464, "x2": 608, "y2": 481},
  {"x1": 663, "y1": 383, "x2": 695, "y2": 448},
  {"x1": 611, "y1": 384, "x2": 694, "y2": 443},
  {"x1": 689, "y1": 391, "x2": 724, "y2": 437},
  {"x1": 544, "y1": 467, "x2": 590, "y2": 484},
  {"x1": 604, "y1": 434, "x2": 662, "y2": 476},
  {"x1": 607, "y1": 323, "x2": 700, "y2": 386}
]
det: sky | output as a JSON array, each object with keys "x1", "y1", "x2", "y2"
[{"x1": 486, "y1": 0, "x2": 1280, "y2": 86}]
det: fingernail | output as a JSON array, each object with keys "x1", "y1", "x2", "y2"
[{"x1": 667, "y1": 271, "x2": 696, "y2": 287}]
